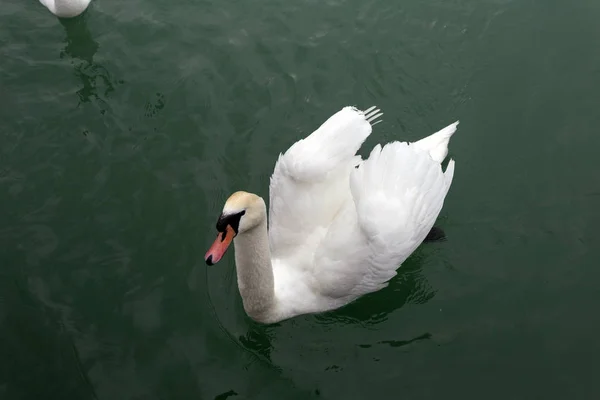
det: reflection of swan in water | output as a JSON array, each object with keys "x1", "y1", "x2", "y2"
[
  {"x1": 58, "y1": 16, "x2": 119, "y2": 110},
  {"x1": 39, "y1": 0, "x2": 91, "y2": 18}
]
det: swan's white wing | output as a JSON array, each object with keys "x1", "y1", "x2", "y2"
[
  {"x1": 268, "y1": 106, "x2": 381, "y2": 259},
  {"x1": 314, "y1": 139, "x2": 455, "y2": 299}
]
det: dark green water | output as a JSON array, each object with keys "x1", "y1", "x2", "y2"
[{"x1": 2, "y1": 0, "x2": 600, "y2": 398}]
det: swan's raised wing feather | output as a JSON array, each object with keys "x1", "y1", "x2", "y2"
[
  {"x1": 314, "y1": 139, "x2": 455, "y2": 299},
  {"x1": 268, "y1": 107, "x2": 380, "y2": 259}
]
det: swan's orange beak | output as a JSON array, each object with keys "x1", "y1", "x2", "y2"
[{"x1": 205, "y1": 225, "x2": 235, "y2": 265}]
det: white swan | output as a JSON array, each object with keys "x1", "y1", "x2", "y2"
[
  {"x1": 205, "y1": 106, "x2": 458, "y2": 324},
  {"x1": 39, "y1": 0, "x2": 91, "y2": 18}
]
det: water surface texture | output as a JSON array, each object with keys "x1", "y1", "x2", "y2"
[{"x1": 1, "y1": 0, "x2": 600, "y2": 398}]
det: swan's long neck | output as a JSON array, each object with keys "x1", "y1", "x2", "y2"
[{"x1": 232, "y1": 218, "x2": 276, "y2": 322}]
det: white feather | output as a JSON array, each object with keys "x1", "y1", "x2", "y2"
[
  {"x1": 411, "y1": 120, "x2": 459, "y2": 163},
  {"x1": 39, "y1": 0, "x2": 91, "y2": 18},
  {"x1": 262, "y1": 107, "x2": 457, "y2": 320},
  {"x1": 268, "y1": 107, "x2": 376, "y2": 259}
]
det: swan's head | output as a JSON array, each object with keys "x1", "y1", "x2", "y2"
[{"x1": 204, "y1": 191, "x2": 265, "y2": 266}]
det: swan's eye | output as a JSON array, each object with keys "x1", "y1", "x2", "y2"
[{"x1": 216, "y1": 210, "x2": 246, "y2": 233}]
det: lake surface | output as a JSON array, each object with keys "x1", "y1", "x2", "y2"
[{"x1": 1, "y1": 0, "x2": 600, "y2": 398}]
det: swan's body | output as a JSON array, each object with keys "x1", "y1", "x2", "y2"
[
  {"x1": 205, "y1": 106, "x2": 458, "y2": 324},
  {"x1": 39, "y1": 0, "x2": 91, "y2": 18}
]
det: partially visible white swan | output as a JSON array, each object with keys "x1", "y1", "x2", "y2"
[
  {"x1": 39, "y1": 0, "x2": 91, "y2": 18},
  {"x1": 205, "y1": 106, "x2": 458, "y2": 324}
]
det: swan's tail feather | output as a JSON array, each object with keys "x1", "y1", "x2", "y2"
[{"x1": 411, "y1": 121, "x2": 459, "y2": 164}]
